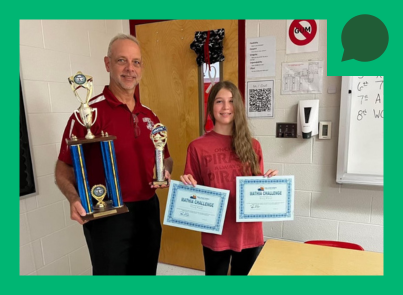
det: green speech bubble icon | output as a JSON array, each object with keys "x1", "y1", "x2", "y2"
[{"x1": 342, "y1": 14, "x2": 389, "y2": 62}]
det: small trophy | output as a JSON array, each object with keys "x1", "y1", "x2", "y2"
[
  {"x1": 67, "y1": 72, "x2": 128, "y2": 221},
  {"x1": 68, "y1": 72, "x2": 97, "y2": 139},
  {"x1": 150, "y1": 123, "x2": 168, "y2": 186},
  {"x1": 91, "y1": 184, "x2": 107, "y2": 209}
]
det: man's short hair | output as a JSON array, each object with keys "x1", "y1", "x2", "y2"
[{"x1": 107, "y1": 34, "x2": 140, "y2": 57}]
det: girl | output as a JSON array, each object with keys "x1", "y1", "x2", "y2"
[{"x1": 180, "y1": 81, "x2": 278, "y2": 275}]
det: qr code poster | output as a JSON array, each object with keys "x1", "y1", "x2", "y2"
[{"x1": 247, "y1": 80, "x2": 274, "y2": 118}]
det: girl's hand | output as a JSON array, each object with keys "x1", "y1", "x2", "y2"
[
  {"x1": 264, "y1": 169, "x2": 278, "y2": 178},
  {"x1": 180, "y1": 174, "x2": 197, "y2": 187}
]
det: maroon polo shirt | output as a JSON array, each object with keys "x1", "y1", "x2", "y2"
[{"x1": 58, "y1": 86, "x2": 170, "y2": 202}]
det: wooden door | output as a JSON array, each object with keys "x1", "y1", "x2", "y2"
[{"x1": 136, "y1": 20, "x2": 238, "y2": 270}]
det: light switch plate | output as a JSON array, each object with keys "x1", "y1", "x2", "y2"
[
  {"x1": 276, "y1": 123, "x2": 297, "y2": 138},
  {"x1": 319, "y1": 121, "x2": 332, "y2": 139}
]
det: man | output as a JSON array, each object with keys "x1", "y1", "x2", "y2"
[{"x1": 55, "y1": 34, "x2": 173, "y2": 275}]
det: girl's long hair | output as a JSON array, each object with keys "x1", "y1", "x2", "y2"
[{"x1": 205, "y1": 81, "x2": 261, "y2": 176}]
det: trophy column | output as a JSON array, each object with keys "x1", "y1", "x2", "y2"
[
  {"x1": 70, "y1": 143, "x2": 93, "y2": 214},
  {"x1": 100, "y1": 136, "x2": 123, "y2": 208}
]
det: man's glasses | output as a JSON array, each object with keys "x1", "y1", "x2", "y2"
[{"x1": 133, "y1": 114, "x2": 141, "y2": 138}]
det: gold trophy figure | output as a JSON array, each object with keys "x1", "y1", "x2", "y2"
[
  {"x1": 91, "y1": 184, "x2": 107, "y2": 209},
  {"x1": 68, "y1": 71, "x2": 98, "y2": 139},
  {"x1": 150, "y1": 123, "x2": 168, "y2": 186}
]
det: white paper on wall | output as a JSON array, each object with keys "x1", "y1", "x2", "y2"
[
  {"x1": 247, "y1": 80, "x2": 274, "y2": 118},
  {"x1": 246, "y1": 36, "x2": 276, "y2": 78},
  {"x1": 281, "y1": 61, "x2": 323, "y2": 94}
]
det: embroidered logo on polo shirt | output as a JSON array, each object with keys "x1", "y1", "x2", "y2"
[{"x1": 143, "y1": 117, "x2": 155, "y2": 130}]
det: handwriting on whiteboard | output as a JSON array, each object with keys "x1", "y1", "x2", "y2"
[{"x1": 354, "y1": 76, "x2": 383, "y2": 121}]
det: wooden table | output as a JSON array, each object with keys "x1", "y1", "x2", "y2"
[{"x1": 249, "y1": 239, "x2": 383, "y2": 275}]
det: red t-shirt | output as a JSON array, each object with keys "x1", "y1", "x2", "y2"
[
  {"x1": 58, "y1": 86, "x2": 170, "y2": 202},
  {"x1": 184, "y1": 130, "x2": 264, "y2": 252}
]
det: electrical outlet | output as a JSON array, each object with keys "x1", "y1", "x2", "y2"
[{"x1": 276, "y1": 123, "x2": 297, "y2": 138}]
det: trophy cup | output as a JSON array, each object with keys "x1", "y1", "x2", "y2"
[
  {"x1": 150, "y1": 123, "x2": 168, "y2": 186},
  {"x1": 68, "y1": 72, "x2": 97, "y2": 139},
  {"x1": 67, "y1": 72, "x2": 128, "y2": 221}
]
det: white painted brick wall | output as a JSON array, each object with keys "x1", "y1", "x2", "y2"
[{"x1": 247, "y1": 20, "x2": 383, "y2": 253}]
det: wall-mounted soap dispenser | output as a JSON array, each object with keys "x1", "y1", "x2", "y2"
[{"x1": 297, "y1": 100, "x2": 319, "y2": 139}]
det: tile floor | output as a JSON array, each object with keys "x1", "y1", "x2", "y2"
[{"x1": 157, "y1": 263, "x2": 204, "y2": 276}]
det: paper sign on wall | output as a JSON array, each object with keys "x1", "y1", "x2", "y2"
[
  {"x1": 286, "y1": 20, "x2": 319, "y2": 54},
  {"x1": 281, "y1": 61, "x2": 323, "y2": 94},
  {"x1": 247, "y1": 80, "x2": 274, "y2": 118},
  {"x1": 247, "y1": 36, "x2": 276, "y2": 78}
]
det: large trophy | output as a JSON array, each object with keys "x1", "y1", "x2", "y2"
[
  {"x1": 67, "y1": 72, "x2": 128, "y2": 221},
  {"x1": 150, "y1": 123, "x2": 168, "y2": 186}
]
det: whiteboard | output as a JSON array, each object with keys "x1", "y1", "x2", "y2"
[{"x1": 336, "y1": 76, "x2": 384, "y2": 186}]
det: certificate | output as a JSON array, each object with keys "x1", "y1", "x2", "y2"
[
  {"x1": 163, "y1": 180, "x2": 230, "y2": 235},
  {"x1": 236, "y1": 176, "x2": 294, "y2": 222}
]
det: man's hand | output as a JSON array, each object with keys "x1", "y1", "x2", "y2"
[
  {"x1": 150, "y1": 170, "x2": 171, "y2": 189},
  {"x1": 70, "y1": 198, "x2": 88, "y2": 225},
  {"x1": 150, "y1": 157, "x2": 173, "y2": 189},
  {"x1": 55, "y1": 160, "x2": 88, "y2": 225}
]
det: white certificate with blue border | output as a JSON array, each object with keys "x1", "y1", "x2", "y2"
[
  {"x1": 236, "y1": 176, "x2": 294, "y2": 222},
  {"x1": 163, "y1": 180, "x2": 230, "y2": 235}
]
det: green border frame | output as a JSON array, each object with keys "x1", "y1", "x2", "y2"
[{"x1": 9, "y1": 0, "x2": 397, "y2": 294}]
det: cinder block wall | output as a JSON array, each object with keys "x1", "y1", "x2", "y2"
[
  {"x1": 19, "y1": 20, "x2": 130, "y2": 275},
  {"x1": 245, "y1": 20, "x2": 383, "y2": 252}
]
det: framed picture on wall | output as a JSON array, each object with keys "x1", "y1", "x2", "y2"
[{"x1": 20, "y1": 78, "x2": 36, "y2": 197}]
